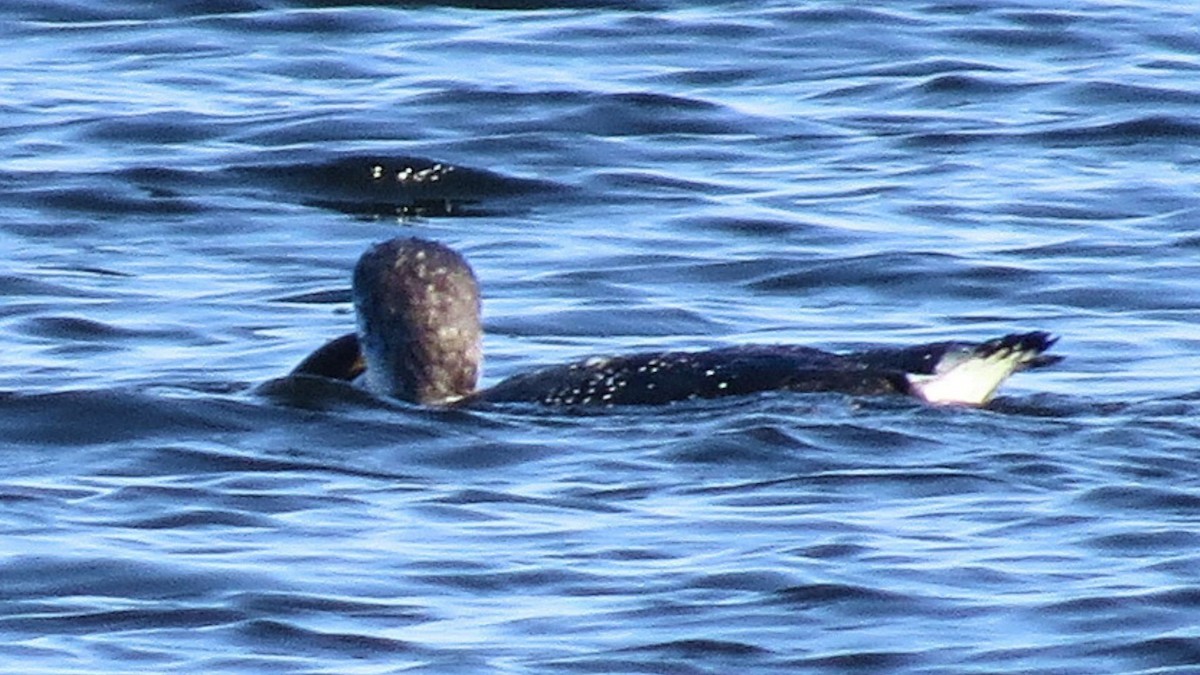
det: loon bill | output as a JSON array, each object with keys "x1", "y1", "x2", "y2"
[{"x1": 289, "y1": 237, "x2": 1062, "y2": 408}]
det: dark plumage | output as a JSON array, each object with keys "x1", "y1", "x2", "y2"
[
  {"x1": 290, "y1": 237, "x2": 1061, "y2": 407},
  {"x1": 472, "y1": 346, "x2": 909, "y2": 405},
  {"x1": 350, "y1": 238, "x2": 481, "y2": 404}
]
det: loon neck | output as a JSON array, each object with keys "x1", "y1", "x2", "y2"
[{"x1": 353, "y1": 237, "x2": 483, "y2": 405}]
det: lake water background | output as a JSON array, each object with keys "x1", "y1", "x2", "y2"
[{"x1": 3, "y1": 1, "x2": 1200, "y2": 672}]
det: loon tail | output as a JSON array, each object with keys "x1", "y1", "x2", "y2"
[{"x1": 904, "y1": 331, "x2": 1060, "y2": 406}]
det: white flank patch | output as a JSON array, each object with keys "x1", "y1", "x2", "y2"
[{"x1": 907, "y1": 347, "x2": 1034, "y2": 406}]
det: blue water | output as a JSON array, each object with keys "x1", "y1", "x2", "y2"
[{"x1": 3, "y1": 1, "x2": 1200, "y2": 672}]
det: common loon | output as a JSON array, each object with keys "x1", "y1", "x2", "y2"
[{"x1": 289, "y1": 237, "x2": 1061, "y2": 407}]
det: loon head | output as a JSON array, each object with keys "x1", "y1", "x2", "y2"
[{"x1": 352, "y1": 237, "x2": 483, "y2": 405}]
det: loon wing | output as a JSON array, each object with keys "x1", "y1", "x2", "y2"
[{"x1": 290, "y1": 332, "x2": 365, "y2": 382}]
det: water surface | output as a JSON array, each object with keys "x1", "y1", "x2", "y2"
[{"x1": 3, "y1": 1, "x2": 1200, "y2": 672}]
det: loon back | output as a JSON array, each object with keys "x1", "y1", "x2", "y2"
[
  {"x1": 289, "y1": 237, "x2": 1061, "y2": 407},
  {"x1": 471, "y1": 345, "x2": 908, "y2": 406},
  {"x1": 472, "y1": 335, "x2": 1059, "y2": 407}
]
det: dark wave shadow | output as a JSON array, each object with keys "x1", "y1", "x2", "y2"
[
  {"x1": 224, "y1": 153, "x2": 568, "y2": 217},
  {"x1": 1, "y1": 151, "x2": 568, "y2": 221}
]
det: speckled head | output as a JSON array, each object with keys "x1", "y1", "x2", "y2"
[{"x1": 352, "y1": 237, "x2": 482, "y2": 405}]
